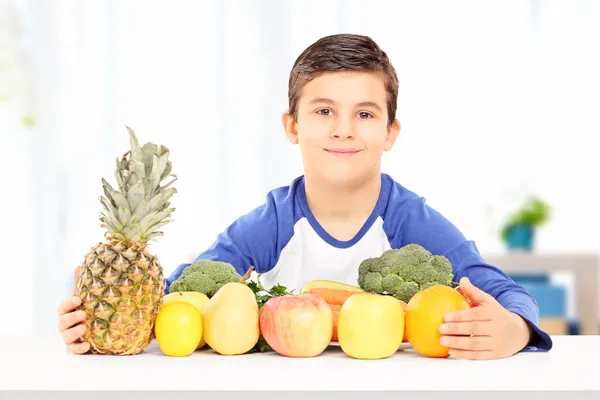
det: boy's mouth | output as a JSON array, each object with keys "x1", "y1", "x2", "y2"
[{"x1": 324, "y1": 148, "x2": 362, "y2": 157}]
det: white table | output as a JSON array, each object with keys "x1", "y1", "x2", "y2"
[{"x1": 1, "y1": 335, "x2": 598, "y2": 392}]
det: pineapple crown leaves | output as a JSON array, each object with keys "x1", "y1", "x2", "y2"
[{"x1": 99, "y1": 126, "x2": 178, "y2": 244}]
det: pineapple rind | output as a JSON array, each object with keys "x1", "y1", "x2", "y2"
[{"x1": 76, "y1": 240, "x2": 165, "y2": 355}]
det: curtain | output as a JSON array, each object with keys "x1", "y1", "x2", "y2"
[{"x1": 2, "y1": 0, "x2": 598, "y2": 337}]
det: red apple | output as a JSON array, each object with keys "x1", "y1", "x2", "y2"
[{"x1": 259, "y1": 294, "x2": 333, "y2": 357}]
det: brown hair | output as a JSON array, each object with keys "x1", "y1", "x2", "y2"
[{"x1": 288, "y1": 33, "x2": 399, "y2": 126}]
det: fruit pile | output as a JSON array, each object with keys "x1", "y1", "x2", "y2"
[{"x1": 154, "y1": 274, "x2": 473, "y2": 360}]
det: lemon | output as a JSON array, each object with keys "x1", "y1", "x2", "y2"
[
  {"x1": 162, "y1": 292, "x2": 210, "y2": 348},
  {"x1": 155, "y1": 301, "x2": 202, "y2": 357}
]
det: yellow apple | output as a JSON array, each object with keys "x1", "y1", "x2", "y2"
[
  {"x1": 163, "y1": 291, "x2": 210, "y2": 348},
  {"x1": 337, "y1": 292, "x2": 404, "y2": 359}
]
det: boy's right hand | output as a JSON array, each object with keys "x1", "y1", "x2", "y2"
[
  {"x1": 57, "y1": 296, "x2": 90, "y2": 354},
  {"x1": 58, "y1": 266, "x2": 89, "y2": 354}
]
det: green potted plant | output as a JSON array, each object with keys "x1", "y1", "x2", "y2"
[{"x1": 501, "y1": 197, "x2": 551, "y2": 251}]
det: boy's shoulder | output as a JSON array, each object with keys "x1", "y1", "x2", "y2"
[{"x1": 380, "y1": 173, "x2": 425, "y2": 208}]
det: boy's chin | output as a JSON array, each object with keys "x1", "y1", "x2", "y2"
[{"x1": 314, "y1": 167, "x2": 375, "y2": 186}]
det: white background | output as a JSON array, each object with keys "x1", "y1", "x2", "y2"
[{"x1": 1, "y1": 0, "x2": 599, "y2": 338}]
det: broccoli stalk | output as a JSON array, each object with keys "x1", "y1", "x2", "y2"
[
  {"x1": 357, "y1": 244, "x2": 454, "y2": 303},
  {"x1": 168, "y1": 259, "x2": 244, "y2": 297}
]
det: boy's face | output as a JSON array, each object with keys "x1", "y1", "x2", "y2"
[{"x1": 283, "y1": 71, "x2": 400, "y2": 185}]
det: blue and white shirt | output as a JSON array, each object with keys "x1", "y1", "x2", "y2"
[{"x1": 166, "y1": 173, "x2": 553, "y2": 352}]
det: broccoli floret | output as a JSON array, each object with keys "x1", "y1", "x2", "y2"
[
  {"x1": 382, "y1": 244, "x2": 431, "y2": 268},
  {"x1": 361, "y1": 271, "x2": 383, "y2": 293},
  {"x1": 430, "y1": 255, "x2": 454, "y2": 286},
  {"x1": 403, "y1": 261, "x2": 438, "y2": 286},
  {"x1": 169, "y1": 259, "x2": 242, "y2": 297},
  {"x1": 381, "y1": 274, "x2": 420, "y2": 301},
  {"x1": 391, "y1": 281, "x2": 419, "y2": 302},
  {"x1": 359, "y1": 257, "x2": 384, "y2": 274},
  {"x1": 357, "y1": 257, "x2": 382, "y2": 287},
  {"x1": 169, "y1": 272, "x2": 216, "y2": 295},
  {"x1": 197, "y1": 260, "x2": 241, "y2": 285},
  {"x1": 357, "y1": 244, "x2": 454, "y2": 302},
  {"x1": 382, "y1": 274, "x2": 402, "y2": 293}
]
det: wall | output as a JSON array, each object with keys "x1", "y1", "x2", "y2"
[{"x1": 1, "y1": 0, "x2": 599, "y2": 338}]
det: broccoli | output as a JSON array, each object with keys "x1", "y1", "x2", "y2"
[
  {"x1": 168, "y1": 259, "x2": 243, "y2": 297},
  {"x1": 357, "y1": 244, "x2": 454, "y2": 302}
]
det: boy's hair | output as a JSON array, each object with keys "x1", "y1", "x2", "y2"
[{"x1": 288, "y1": 33, "x2": 399, "y2": 126}]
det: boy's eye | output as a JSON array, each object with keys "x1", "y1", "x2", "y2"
[
  {"x1": 316, "y1": 109, "x2": 332, "y2": 116},
  {"x1": 358, "y1": 112, "x2": 373, "y2": 119}
]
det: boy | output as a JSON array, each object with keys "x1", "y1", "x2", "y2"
[{"x1": 58, "y1": 33, "x2": 552, "y2": 359}]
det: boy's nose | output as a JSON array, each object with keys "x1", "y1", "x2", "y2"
[{"x1": 330, "y1": 121, "x2": 355, "y2": 140}]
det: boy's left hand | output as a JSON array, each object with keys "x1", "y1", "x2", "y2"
[{"x1": 439, "y1": 277, "x2": 532, "y2": 360}]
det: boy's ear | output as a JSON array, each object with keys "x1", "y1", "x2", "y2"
[
  {"x1": 384, "y1": 119, "x2": 401, "y2": 151},
  {"x1": 282, "y1": 109, "x2": 299, "y2": 144}
]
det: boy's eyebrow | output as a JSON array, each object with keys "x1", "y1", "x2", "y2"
[
  {"x1": 356, "y1": 101, "x2": 383, "y2": 112},
  {"x1": 309, "y1": 97, "x2": 337, "y2": 106},
  {"x1": 308, "y1": 97, "x2": 383, "y2": 112}
]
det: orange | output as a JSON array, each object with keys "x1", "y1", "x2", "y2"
[
  {"x1": 155, "y1": 301, "x2": 202, "y2": 357},
  {"x1": 405, "y1": 285, "x2": 470, "y2": 358}
]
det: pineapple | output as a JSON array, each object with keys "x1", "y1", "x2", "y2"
[{"x1": 74, "y1": 126, "x2": 177, "y2": 355}]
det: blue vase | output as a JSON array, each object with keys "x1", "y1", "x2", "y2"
[{"x1": 505, "y1": 223, "x2": 534, "y2": 251}]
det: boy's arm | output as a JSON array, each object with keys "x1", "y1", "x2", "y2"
[
  {"x1": 392, "y1": 197, "x2": 553, "y2": 352},
  {"x1": 165, "y1": 197, "x2": 279, "y2": 293}
]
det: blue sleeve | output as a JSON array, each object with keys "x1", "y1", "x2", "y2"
[
  {"x1": 387, "y1": 196, "x2": 553, "y2": 352},
  {"x1": 164, "y1": 193, "x2": 281, "y2": 293}
]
